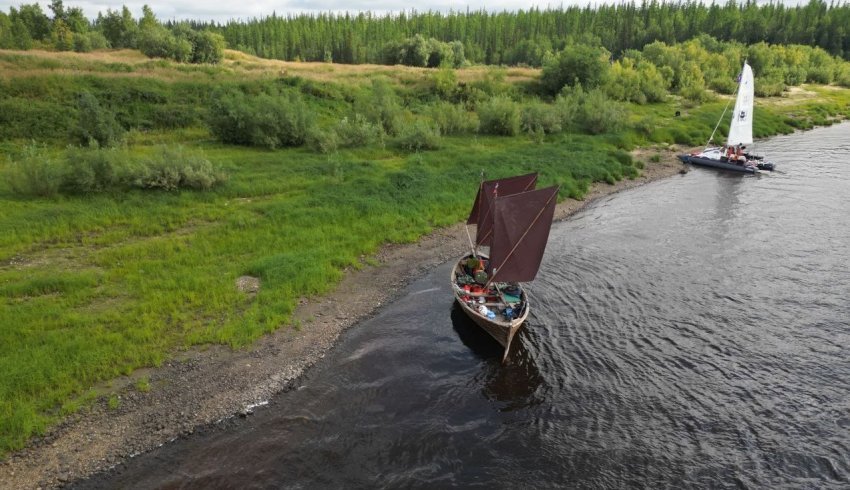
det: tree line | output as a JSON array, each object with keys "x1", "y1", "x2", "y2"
[
  {"x1": 2, "y1": 1, "x2": 850, "y2": 67},
  {"x1": 210, "y1": 0, "x2": 850, "y2": 65},
  {"x1": 0, "y1": 0, "x2": 224, "y2": 63}
]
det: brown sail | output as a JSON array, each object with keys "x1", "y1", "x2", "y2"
[
  {"x1": 486, "y1": 185, "x2": 559, "y2": 283},
  {"x1": 466, "y1": 173, "x2": 538, "y2": 247}
]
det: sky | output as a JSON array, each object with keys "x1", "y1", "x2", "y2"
[{"x1": 0, "y1": 1, "x2": 580, "y2": 23}]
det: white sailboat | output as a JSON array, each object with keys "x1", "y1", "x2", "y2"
[{"x1": 678, "y1": 61, "x2": 775, "y2": 173}]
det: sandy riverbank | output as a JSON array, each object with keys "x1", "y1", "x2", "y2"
[{"x1": 0, "y1": 148, "x2": 685, "y2": 489}]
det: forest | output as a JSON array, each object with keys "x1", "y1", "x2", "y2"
[{"x1": 2, "y1": 1, "x2": 850, "y2": 66}]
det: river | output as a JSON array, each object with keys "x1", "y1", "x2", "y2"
[{"x1": 78, "y1": 123, "x2": 850, "y2": 489}]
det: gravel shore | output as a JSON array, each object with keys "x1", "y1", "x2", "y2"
[{"x1": 0, "y1": 149, "x2": 684, "y2": 489}]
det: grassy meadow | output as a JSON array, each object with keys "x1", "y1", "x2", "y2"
[{"x1": 1, "y1": 48, "x2": 850, "y2": 455}]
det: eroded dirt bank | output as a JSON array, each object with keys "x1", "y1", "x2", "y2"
[{"x1": 0, "y1": 150, "x2": 684, "y2": 489}]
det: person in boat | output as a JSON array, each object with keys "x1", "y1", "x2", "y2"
[
  {"x1": 720, "y1": 145, "x2": 729, "y2": 162},
  {"x1": 735, "y1": 144, "x2": 747, "y2": 164}
]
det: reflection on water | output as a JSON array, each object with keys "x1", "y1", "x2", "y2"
[{"x1": 79, "y1": 123, "x2": 850, "y2": 489}]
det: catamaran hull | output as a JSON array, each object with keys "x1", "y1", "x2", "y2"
[
  {"x1": 451, "y1": 254, "x2": 529, "y2": 362},
  {"x1": 678, "y1": 154, "x2": 758, "y2": 173}
]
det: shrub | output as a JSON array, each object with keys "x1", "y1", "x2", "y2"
[
  {"x1": 708, "y1": 76, "x2": 737, "y2": 95},
  {"x1": 469, "y1": 68, "x2": 512, "y2": 97},
  {"x1": 72, "y1": 32, "x2": 91, "y2": 53},
  {"x1": 305, "y1": 127, "x2": 340, "y2": 154},
  {"x1": 478, "y1": 96, "x2": 520, "y2": 136},
  {"x1": 4, "y1": 144, "x2": 62, "y2": 197},
  {"x1": 139, "y1": 26, "x2": 177, "y2": 59},
  {"x1": 62, "y1": 148, "x2": 123, "y2": 194},
  {"x1": 427, "y1": 102, "x2": 478, "y2": 135},
  {"x1": 71, "y1": 92, "x2": 125, "y2": 148},
  {"x1": 382, "y1": 35, "x2": 465, "y2": 68},
  {"x1": 541, "y1": 44, "x2": 611, "y2": 95},
  {"x1": 836, "y1": 64, "x2": 850, "y2": 88},
  {"x1": 580, "y1": 90, "x2": 625, "y2": 134},
  {"x1": 754, "y1": 75, "x2": 786, "y2": 97},
  {"x1": 680, "y1": 85, "x2": 706, "y2": 103},
  {"x1": 520, "y1": 102, "x2": 562, "y2": 135},
  {"x1": 130, "y1": 146, "x2": 225, "y2": 191},
  {"x1": 208, "y1": 91, "x2": 315, "y2": 149},
  {"x1": 432, "y1": 66, "x2": 458, "y2": 100},
  {"x1": 6, "y1": 145, "x2": 226, "y2": 196},
  {"x1": 353, "y1": 80, "x2": 404, "y2": 135},
  {"x1": 334, "y1": 114, "x2": 384, "y2": 148},
  {"x1": 393, "y1": 120, "x2": 441, "y2": 151},
  {"x1": 553, "y1": 86, "x2": 583, "y2": 131}
]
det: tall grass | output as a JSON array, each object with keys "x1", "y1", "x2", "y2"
[{"x1": 0, "y1": 134, "x2": 644, "y2": 454}]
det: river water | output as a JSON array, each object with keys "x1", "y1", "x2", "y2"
[{"x1": 79, "y1": 123, "x2": 850, "y2": 489}]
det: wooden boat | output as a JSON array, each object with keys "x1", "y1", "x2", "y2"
[
  {"x1": 452, "y1": 173, "x2": 559, "y2": 362},
  {"x1": 678, "y1": 61, "x2": 775, "y2": 173}
]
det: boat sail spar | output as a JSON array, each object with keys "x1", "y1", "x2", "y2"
[
  {"x1": 679, "y1": 61, "x2": 775, "y2": 173},
  {"x1": 452, "y1": 173, "x2": 559, "y2": 362}
]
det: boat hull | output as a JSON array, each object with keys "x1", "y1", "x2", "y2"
[
  {"x1": 678, "y1": 154, "x2": 758, "y2": 173},
  {"x1": 451, "y1": 254, "x2": 529, "y2": 362}
]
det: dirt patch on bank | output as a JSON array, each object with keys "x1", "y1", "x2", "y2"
[{"x1": 0, "y1": 149, "x2": 684, "y2": 489}]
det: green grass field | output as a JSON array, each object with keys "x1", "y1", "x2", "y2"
[{"x1": 1, "y1": 49, "x2": 849, "y2": 456}]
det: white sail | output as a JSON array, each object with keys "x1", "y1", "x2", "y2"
[{"x1": 727, "y1": 62, "x2": 754, "y2": 146}]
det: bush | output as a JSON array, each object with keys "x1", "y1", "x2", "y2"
[
  {"x1": 334, "y1": 114, "x2": 385, "y2": 148},
  {"x1": 580, "y1": 89, "x2": 625, "y2": 134},
  {"x1": 680, "y1": 84, "x2": 711, "y2": 103},
  {"x1": 553, "y1": 86, "x2": 583, "y2": 131},
  {"x1": 5, "y1": 145, "x2": 226, "y2": 196},
  {"x1": 432, "y1": 67, "x2": 458, "y2": 100},
  {"x1": 836, "y1": 64, "x2": 850, "y2": 88},
  {"x1": 393, "y1": 120, "x2": 441, "y2": 151},
  {"x1": 138, "y1": 23, "x2": 224, "y2": 64},
  {"x1": 4, "y1": 144, "x2": 63, "y2": 197},
  {"x1": 382, "y1": 35, "x2": 465, "y2": 68},
  {"x1": 130, "y1": 146, "x2": 225, "y2": 191},
  {"x1": 353, "y1": 80, "x2": 405, "y2": 135},
  {"x1": 139, "y1": 26, "x2": 177, "y2": 59},
  {"x1": 708, "y1": 76, "x2": 737, "y2": 95},
  {"x1": 427, "y1": 102, "x2": 478, "y2": 135},
  {"x1": 541, "y1": 44, "x2": 611, "y2": 95},
  {"x1": 62, "y1": 148, "x2": 122, "y2": 194},
  {"x1": 71, "y1": 92, "x2": 125, "y2": 148},
  {"x1": 520, "y1": 102, "x2": 562, "y2": 135},
  {"x1": 72, "y1": 32, "x2": 92, "y2": 53},
  {"x1": 208, "y1": 91, "x2": 315, "y2": 149},
  {"x1": 754, "y1": 75, "x2": 786, "y2": 97},
  {"x1": 478, "y1": 96, "x2": 521, "y2": 136},
  {"x1": 468, "y1": 68, "x2": 512, "y2": 97},
  {"x1": 305, "y1": 127, "x2": 339, "y2": 154}
]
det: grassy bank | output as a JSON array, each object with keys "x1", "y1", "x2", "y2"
[{"x1": 1, "y1": 49, "x2": 850, "y2": 456}]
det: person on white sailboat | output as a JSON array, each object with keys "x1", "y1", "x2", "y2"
[{"x1": 735, "y1": 144, "x2": 746, "y2": 163}]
